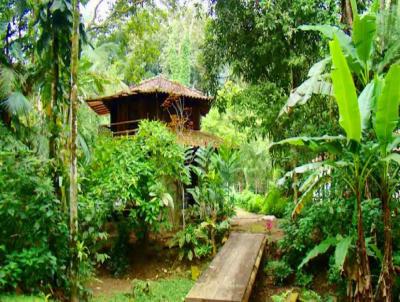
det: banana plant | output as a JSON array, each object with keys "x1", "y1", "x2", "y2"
[
  {"x1": 280, "y1": 1, "x2": 400, "y2": 114},
  {"x1": 274, "y1": 30, "x2": 400, "y2": 299}
]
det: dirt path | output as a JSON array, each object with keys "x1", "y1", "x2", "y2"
[{"x1": 231, "y1": 207, "x2": 284, "y2": 241}]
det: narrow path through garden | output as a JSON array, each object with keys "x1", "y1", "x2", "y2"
[
  {"x1": 88, "y1": 208, "x2": 285, "y2": 301},
  {"x1": 232, "y1": 207, "x2": 284, "y2": 241}
]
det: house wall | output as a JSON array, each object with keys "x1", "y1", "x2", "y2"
[{"x1": 109, "y1": 94, "x2": 205, "y2": 133}]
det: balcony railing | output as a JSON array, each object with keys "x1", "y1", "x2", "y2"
[{"x1": 99, "y1": 119, "x2": 141, "y2": 136}]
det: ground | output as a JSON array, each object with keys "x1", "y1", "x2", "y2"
[{"x1": 89, "y1": 207, "x2": 286, "y2": 301}]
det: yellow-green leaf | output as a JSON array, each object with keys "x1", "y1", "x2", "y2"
[
  {"x1": 375, "y1": 64, "x2": 400, "y2": 147},
  {"x1": 329, "y1": 36, "x2": 362, "y2": 142}
]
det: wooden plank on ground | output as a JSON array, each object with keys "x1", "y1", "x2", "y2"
[{"x1": 185, "y1": 232, "x2": 266, "y2": 302}]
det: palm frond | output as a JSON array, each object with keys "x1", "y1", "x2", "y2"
[{"x1": 1, "y1": 92, "x2": 32, "y2": 116}]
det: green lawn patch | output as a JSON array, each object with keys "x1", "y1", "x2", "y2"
[
  {"x1": 93, "y1": 278, "x2": 194, "y2": 302},
  {"x1": 0, "y1": 295, "x2": 48, "y2": 302}
]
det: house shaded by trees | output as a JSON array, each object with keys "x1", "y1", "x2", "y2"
[{"x1": 86, "y1": 75, "x2": 214, "y2": 144}]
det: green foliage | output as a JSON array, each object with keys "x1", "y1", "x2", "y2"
[
  {"x1": 261, "y1": 186, "x2": 290, "y2": 218},
  {"x1": 374, "y1": 64, "x2": 400, "y2": 147},
  {"x1": 82, "y1": 120, "x2": 188, "y2": 234},
  {"x1": 169, "y1": 224, "x2": 212, "y2": 261},
  {"x1": 187, "y1": 147, "x2": 236, "y2": 222},
  {"x1": 0, "y1": 295, "x2": 49, "y2": 302},
  {"x1": 201, "y1": 107, "x2": 247, "y2": 147},
  {"x1": 272, "y1": 289, "x2": 323, "y2": 302},
  {"x1": 295, "y1": 271, "x2": 314, "y2": 288},
  {"x1": 0, "y1": 124, "x2": 69, "y2": 293},
  {"x1": 91, "y1": 6, "x2": 166, "y2": 84},
  {"x1": 82, "y1": 121, "x2": 189, "y2": 273},
  {"x1": 171, "y1": 146, "x2": 236, "y2": 260},
  {"x1": 235, "y1": 187, "x2": 289, "y2": 218},
  {"x1": 237, "y1": 137, "x2": 272, "y2": 193},
  {"x1": 279, "y1": 197, "x2": 392, "y2": 290},
  {"x1": 276, "y1": 8, "x2": 400, "y2": 297},
  {"x1": 298, "y1": 237, "x2": 337, "y2": 269},
  {"x1": 130, "y1": 278, "x2": 194, "y2": 302},
  {"x1": 264, "y1": 260, "x2": 293, "y2": 285},
  {"x1": 235, "y1": 190, "x2": 265, "y2": 213},
  {"x1": 202, "y1": 0, "x2": 339, "y2": 92}
]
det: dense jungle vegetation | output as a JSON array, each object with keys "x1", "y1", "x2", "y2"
[{"x1": 1, "y1": 0, "x2": 400, "y2": 301}]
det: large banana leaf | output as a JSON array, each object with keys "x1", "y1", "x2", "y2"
[
  {"x1": 299, "y1": 237, "x2": 337, "y2": 269},
  {"x1": 374, "y1": 64, "x2": 400, "y2": 147},
  {"x1": 383, "y1": 153, "x2": 400, "y2": 165},
  {"x1": 277, "y1": 162, "x2": 325, "y2": 186},
  {"x1": 299, "y1": 235, "x2": 353, "y2": 271},
  {"x1": 358, "y1": 81, "x2": 375, "y2": 130},
  {"x1": 352, "y1": 13, "x2": 376, "y2": 68},
  {"x1": 279, "y1": 58, "x2": 332, "y2": 116},
  {"x1": 292, "y1": 171, "x2": 331, "y2": 217},
  {"x1": 334, "y1": 236, "x2": 352, "y2": 271},
  {"x1": 329, "y1": 36, "x2": 362, "y2": 143},
  {"x1": 272, "y1": 135, "x2": 345, "y2": 155}
]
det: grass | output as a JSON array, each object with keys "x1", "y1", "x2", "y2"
[
  {"x1": 0, "y1": 295, "x2": 48, "y2": 302},
  {"x1": 93, "y1": 278, "x2": 194, "y2": 302}
]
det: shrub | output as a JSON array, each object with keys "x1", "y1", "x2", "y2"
[
  {"x1": 234, "y1": 190, "x2": 264, "y2": 213},
  {"x1": 169, "y1": 224, "x2": 212, "y2": 261},
  {"x1": 279, "y1": 196, "x2": 399, "y2": 295},
  {"x1": 234, "y1": 186, "x2": 289, "y2": 218},
  {"x1": 295, "y1": 271, "x2": 313, "y2": 288},
  {"x1": 264, "y1": 260, "x2": 293, "y2": 285},
  {"x1": 261, "y1": 186, "x2": 289, "y2": 218},
  {"x1": 81, "y1": 121, "x2": 190, "y2": 273},
  {"x1": 271, "y1": 290, "x2": 322, "y2": 302},
  {"x1": 173, "y1": 146, "x2": 235, "y2": 261},
  {"x1": 0, "y1": 124, "x2": 69, "y2": 293}
]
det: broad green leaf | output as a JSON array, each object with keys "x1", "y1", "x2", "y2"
[
  {"x1": 358, "y1": 82, "x2": 375, "y2": 130},
  {"x1": 299, "y1": 237, "x2": 337, "y2": 269},
  {"x1": 374, "y1": 64, "x2": 400, "y2": 146},
  {"x1": 292, "y1": 173, "x2": 330, "y2": 217},
  {"x1": 334, "y1": 236, "x2": 352, "y2": 270},
  {"x1": 329, "y1": 36, "x2": 362, "y2": 142},
  {"x1": 350, "y1": 0, "x2": 358, "y2": 17},
  {"x1": 352, "y1": 14, "x2": 376, "y2": 67},
  {"x1": 273, "y1": 135, "x2": 345, "y2": 147},
  {"x1": 383, "y1": 153, "x2": 400, "y2": 165}
]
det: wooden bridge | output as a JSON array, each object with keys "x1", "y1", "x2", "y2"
[{"x1": 185, "y1": 232, "x2": 267, "y2": 302}]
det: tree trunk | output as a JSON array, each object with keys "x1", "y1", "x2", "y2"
[
  {"x1": 341, "y1": 0, "x2": 354, "y2": 28},
  {"x1": 355, "y1": 190, "x2": 374, "y2": 302},
  {"x1": 69, "y1": 0, "x2": 80, "y2": 301},
  {"x1": 376, "y1": 170, "x2": 394, "y2": 302},
  {"x1": 49, "y1": 29, "x2": 62, "y2": 201}
]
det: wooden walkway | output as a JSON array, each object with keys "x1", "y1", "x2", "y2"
[{"x1": 185, "y1": 232, "x2": 267, "y2": 302}]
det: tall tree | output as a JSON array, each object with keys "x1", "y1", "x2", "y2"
[{"x1": 69, "y1": 0, "x2": 80, "y2": 300}]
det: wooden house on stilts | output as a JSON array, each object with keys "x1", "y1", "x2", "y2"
[{"x1": 86, "y1": 75, "x2": 220, "y2": 147}]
